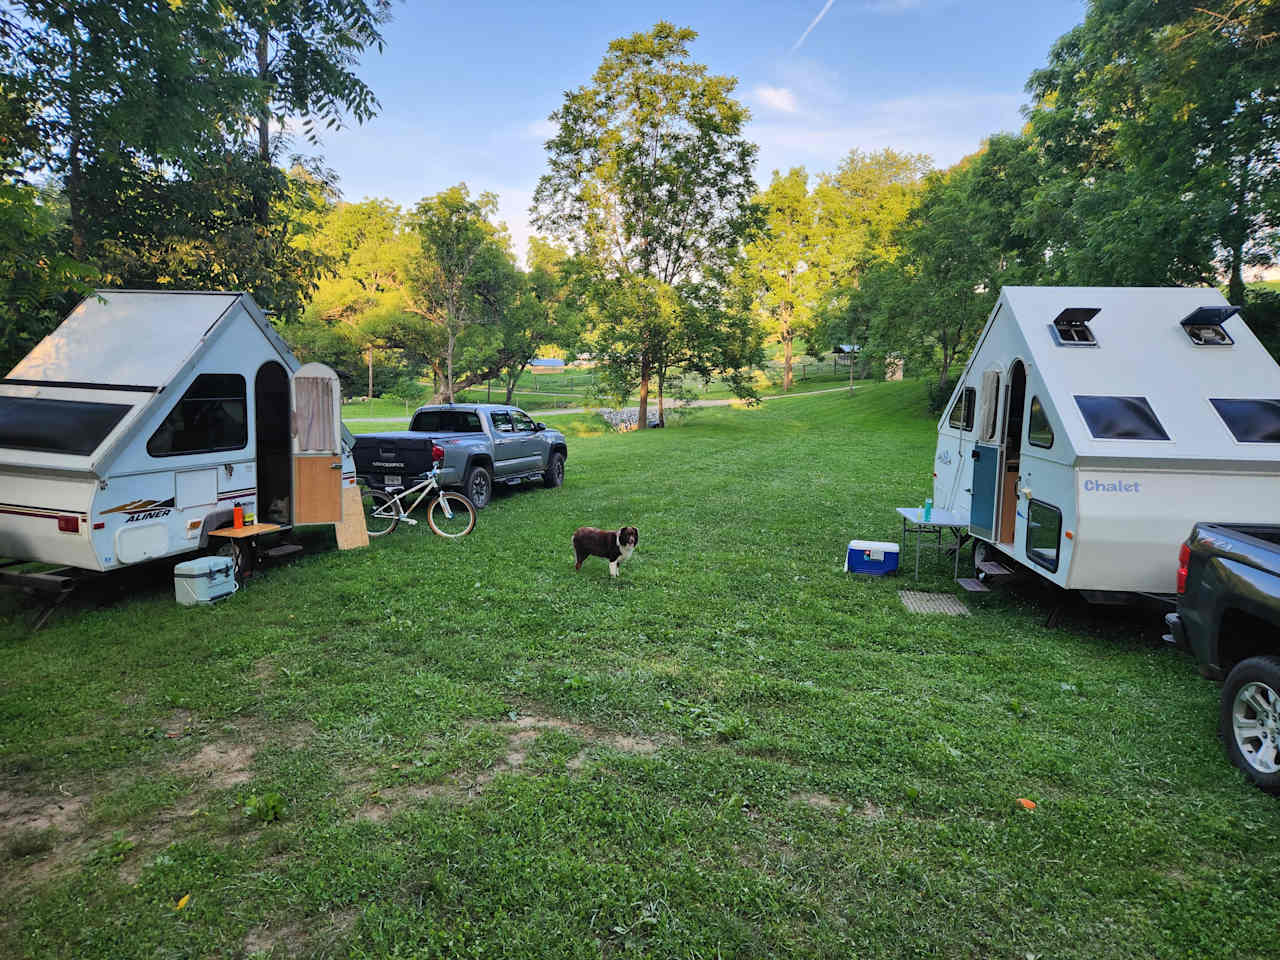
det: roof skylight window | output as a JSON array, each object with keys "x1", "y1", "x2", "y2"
[{"x1": 1050, "y1": 307, "x2": 1101, "y2": 346}]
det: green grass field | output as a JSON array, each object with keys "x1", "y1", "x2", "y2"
[
  {"x1": 3, "y1": 382, "x2": 1277, "y2": 958},
  {"x1": 342, "y1": 348, "x2": 856, "y2": 423}
]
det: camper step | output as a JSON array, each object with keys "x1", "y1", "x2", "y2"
[
  {"x1": 976, "y1": 559, "x2": 1014, "y2": 579},
  {"x1": 261, "y1": 543, "x2": 304, "y2": 561},
  {"x1": 955, "y1": 577, "x2": 990, "y2": 593}
]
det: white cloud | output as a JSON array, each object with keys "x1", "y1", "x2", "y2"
[
  {"x1": 792, "y1": 0, "x2": 837, "y2": 51},
  {"x1": 524, "y1": 118, "x2": 557, "y2": 141},
  {"x1": 747, "y1": 91, "x2": 1027, "y2": 176},
  {"x1": 754, "y1": 85, "x2": 799, "y2": 114}
]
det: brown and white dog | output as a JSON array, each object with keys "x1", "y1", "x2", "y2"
[{"x1": 573, "y1": 526, "x2": 639, "y2": 578}]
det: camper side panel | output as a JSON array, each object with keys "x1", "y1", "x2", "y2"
[
  {"x1": 0, "y1": 474, "x2": 98, "y2": 569},
  {"x1": 1070, "y1": 467, "x2": 1280, "y2": 593},
  {"x1": 97, "y1": 307, "x2": 278, "y2": 566}
]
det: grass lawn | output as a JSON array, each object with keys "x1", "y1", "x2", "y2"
[{"x1": 3, "y1": 381, "x2": 1277, "y2": 958}]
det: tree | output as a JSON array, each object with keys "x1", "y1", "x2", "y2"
[
  {"x1": 406, "y1": 184, "x2": 512, "y2": 402},
  {"x1": 738, "y1": 168, "x2": 825, "y2": 392},
  {"x1": 10, "y1": 0, "x2": 250, "y2": 258},
  {"x1": 489, "y1": 237, "x2": 584, "y2": 403},
  {"x1": 532, "y1": 21, "x2": 761, "y2": 428},
  {"x1": 1026, "y1": 0, "x2": 1280, "y2": 302},
  {"x1": 815, "y1": 148, "x2": 931, "y2": 288},
  {"x1": 223, "y1": 0, "x2": 392, "y2": 225},
  {"x1": 294, "y1": 197, "x2": 420, "y2": 397}
]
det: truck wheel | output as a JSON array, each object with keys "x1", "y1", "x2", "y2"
[
  {"x1": 543, "y1": 452, "x2": 565, "y2": 488},
  {"x1": 1220, "y1": 655, "x2": 1280, "y2": 793},
  {"x1": 464, "y1": 464, "x2": 492, "y2": 509}
]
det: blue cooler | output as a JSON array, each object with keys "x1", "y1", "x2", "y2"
[
  {"x1": 174, "y1": 555, "x2": 238, "y2": 606},
  {"x1": 845, "y1": 540, "x2": 900, "y2": 576}
]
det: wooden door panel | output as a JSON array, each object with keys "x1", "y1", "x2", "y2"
[{"x1": 293, "y1": 456, "x2": 342, "y2": 524}]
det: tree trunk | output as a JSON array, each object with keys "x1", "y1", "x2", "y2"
[
  {"x1": 67, "y1": 39, "x2": 85, "y2": 260},
  {"x1": 1228, "y1": 162, "x2": 1249, "y2": 307},
  {"x1": 254, "y1": 24, "x2": 272, "y2": 227},
  {"x1": 656, "y1": 369, "x2": 665, "y2": 427},
  {"x1": 506, "y1": 363, "x2": 525, "y2": 404},
  {"x1": 367, "y1": 344, "x2": 373, "y2": 399},
  {"x1": 637, "y1": 354, "x2": 650, "y2": 430},
  {"x1": 782, "y1": 328, "x2": 794, "y2": 393},
  {"x1": 444, "y1": 324, "x2": 456, "y2": 402}
]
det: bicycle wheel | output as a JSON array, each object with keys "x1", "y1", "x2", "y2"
[
  {"x1": 361, "y1": 487, "x2": 400, "y2": 537},
  {"x1": 427, "y1": 492, "x2": 476, "y2": 538}
]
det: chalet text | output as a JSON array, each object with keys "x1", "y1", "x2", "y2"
[{"x1": 1082, "y1": 479, "x2": 1141, "y2": 493}]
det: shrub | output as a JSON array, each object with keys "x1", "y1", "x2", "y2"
[{"x1": 926, "y1": 377, "x2": 957, "y2": 415}]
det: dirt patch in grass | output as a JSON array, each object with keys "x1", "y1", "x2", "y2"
[
  {"x1": 245, "y1": 907, "x2": 357, "y2": 957},
  {"x1": 791, "y1": 792, "x2": 886, "y2": 820},
  {"x1": 181, "y1": 742, "x2": 256, "y2": 788},
  {"x1": 354, "y1": 783, "x2": 467, "y2": 821},
  {"x1": 0, "y1": 788, "x2": 87, "y2": 833}
]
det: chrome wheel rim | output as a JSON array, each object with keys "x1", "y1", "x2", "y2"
[
  {"x1": 1232, "y1": 680, "x2": 1280, "y2": 774},
  {"x1": 552, "y1": 458, "x2": 563, "y2": 484},
  {"x1": 470, "y1": 472, "x2": 489, "y2": 505}
]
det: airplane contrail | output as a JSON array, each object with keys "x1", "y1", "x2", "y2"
[{"x1": 792, "y1": 0, "x2": 836, "y2": 51}]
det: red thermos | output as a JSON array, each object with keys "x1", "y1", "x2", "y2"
[{"x1": 233, "y1": 504, "x2": 244, "y2": 528}]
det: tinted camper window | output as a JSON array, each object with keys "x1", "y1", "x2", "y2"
[
  {"x1": 1211, "y1": 399, "x2": 1280, "y2": 443},
  {"x1": 1027, "y1": 396, "x2": 1054, "y2": 448},
  {"x1": 1026, "y1": 500, "x2": 1062, "y2": 572},
  {"x1": 0, "y1": 396, "x2": 130, "y2": 456},
  {"x1": 948, "y1": 387, "x2": 975, "y2": 431},
  {"x1": 147, "y1": 374, "x2": 247, "y2": 457},
  {"x1": 1074, "y1": 395, "x2": 1170, "y2": 441}
]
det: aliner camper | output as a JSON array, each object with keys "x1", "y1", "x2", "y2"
[
  {"x1": 0, "y1": 290, "x2": 358, "y2": 574},
  {"x1": 933, "y1": 286, "x2": 1280, "y2": 597}
]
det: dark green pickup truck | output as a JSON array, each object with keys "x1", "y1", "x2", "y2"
[{"x1": 1166, "y1": 522, "x2": 1280, "y2": 793}]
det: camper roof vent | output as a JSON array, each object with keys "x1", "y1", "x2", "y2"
[
  {"x1": 1049, "y1": 307, "x2": 1100, "y2": 346},
  {"x1": 1181, "y1": 306, "x2": 1240, "y2": 346}
]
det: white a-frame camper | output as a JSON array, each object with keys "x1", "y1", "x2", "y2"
[
  {"x1": 933, "y1": 286, "x2": 1280, "y2": 597},
  {"x1": 0, "y1": 290, "x2": 357, "y2": 571}
]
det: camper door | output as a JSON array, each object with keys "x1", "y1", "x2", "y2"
[
  {"x1": 290, "y1": 362, "x2": 343, "y2": 524},
  {"x1": 969, "y1": 370, "x2": 1002, "y2": 540}
]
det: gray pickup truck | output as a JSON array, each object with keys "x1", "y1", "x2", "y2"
[
  {"x1": 1166, "y1": 522, "x2": 1280, "y2": 793},
  {"x1": 351, "y1": 404, "x2": 567, "y2": 509}
]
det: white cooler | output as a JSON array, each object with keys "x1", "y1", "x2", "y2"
[{"x1": 174, "y1": 555, "x2": 238, "y2": 606}]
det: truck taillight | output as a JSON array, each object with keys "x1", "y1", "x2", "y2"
[
  {"x1": 1176, "y1": 541, "x2": 1190, "y2": 594},
  {"x1": 57, "y1": 515, "x2": 79, "y2": 533},
  {"x1": 432, "y1": 444, "x2": 445, "y2": 463}
]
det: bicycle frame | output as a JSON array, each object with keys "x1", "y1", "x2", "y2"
[{"x1": 369, "y1": 468, "x2": 458, "y2": 526}]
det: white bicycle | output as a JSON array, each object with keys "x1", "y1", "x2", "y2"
[{"x1": 359, "y1": 465, "x2": 476, "y2": 539}]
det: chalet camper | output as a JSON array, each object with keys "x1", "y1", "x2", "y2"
[
  {"x1": 0, "y1": 290, "x2": 357, "y2": 574},
  {"x1": 933, "y1": 286, "x2": 1280, "y2": 597}
]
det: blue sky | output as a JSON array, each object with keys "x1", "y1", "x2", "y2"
[{"x1": 304, "y1": 0, "x2": 1088, "y2": 263}]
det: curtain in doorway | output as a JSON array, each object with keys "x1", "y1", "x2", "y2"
[{"x1": 294, "y1": 376, "x2": 336, "y2": 452}]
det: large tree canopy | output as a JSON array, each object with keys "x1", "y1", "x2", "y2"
[{"x1": 532, "y1": 21, "x2": 761, "y2": 426}]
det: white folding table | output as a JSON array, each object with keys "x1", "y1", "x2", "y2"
[{"x1": 895, "y1": 507, "x2": 970, "y2": 579}]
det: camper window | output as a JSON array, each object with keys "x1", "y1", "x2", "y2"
[
  {"x1": 147, "y1": 373, "x2": 247, "y2": 457},
  {"x1": 1074, "y1": 395, "x2": 1170, "y2": 441},
  {"x1": 0, "y1": 396, "x2": 131, "y2": 456},
  {"x1": 1210, "y1": 398, "x2": 1280, "y2": 443},
  {"x1": 1026, "y1": 500, "x2": 1062, "y2": 572},
  {"x1": 978, "y1": 371, "x2": 1001, "y2": 441},
  {"x1": 947, "y1": 387, "x2": 975, "y2": 431},
  {"x1": 1027, "y1": 396, "x2": 1054, "y2": 448}
]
